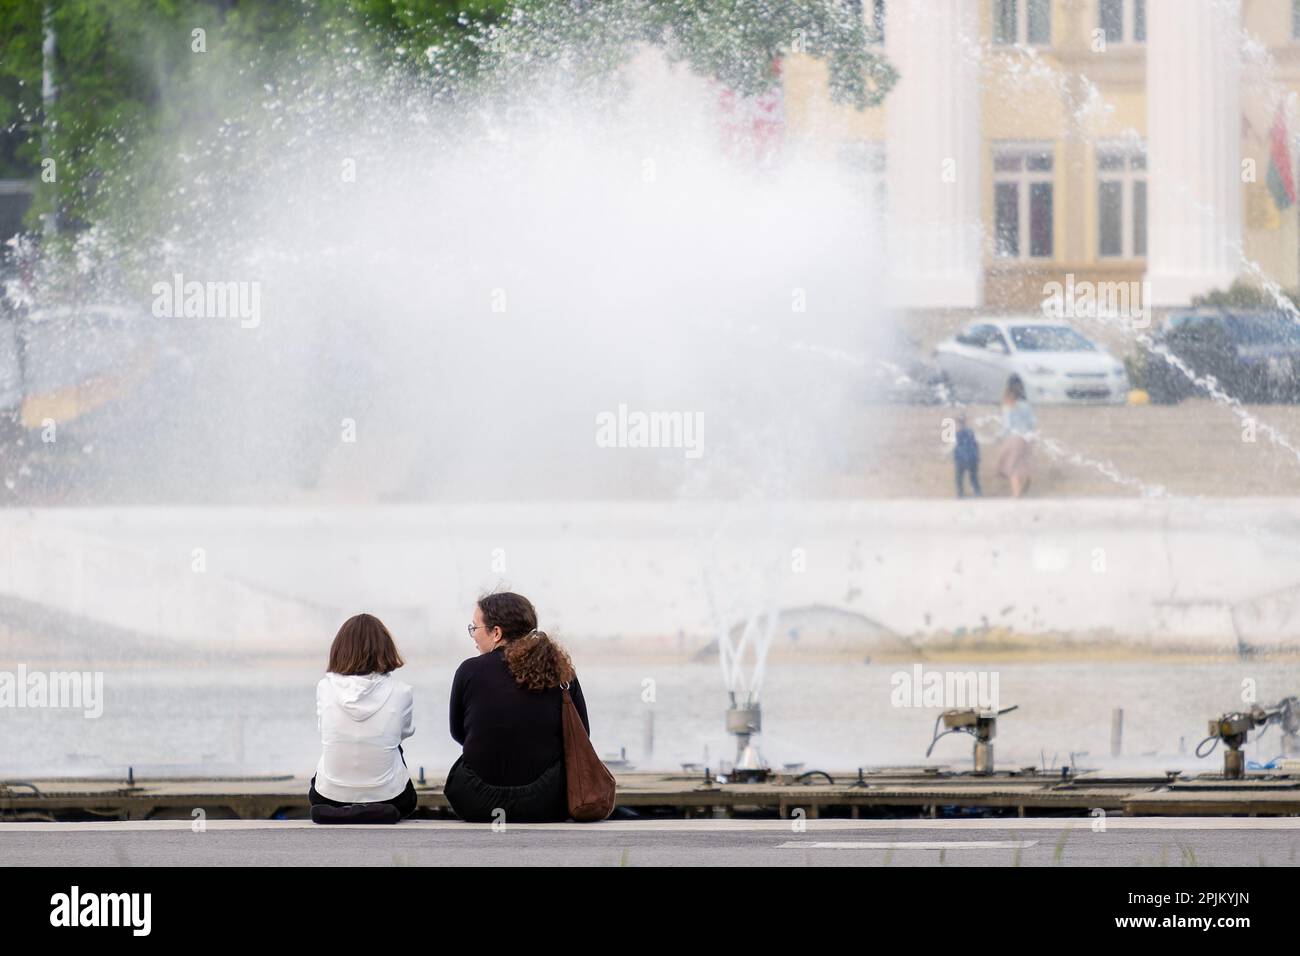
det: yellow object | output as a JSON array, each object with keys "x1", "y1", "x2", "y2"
[
  {"x1": 19, "y1": 345, "x2": 155, "y2": 429},
  {"x1": 1127, "y1": 389, "x2": 1150, "y2": 405}
]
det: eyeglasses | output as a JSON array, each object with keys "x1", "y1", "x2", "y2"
[{"x1": 468, "y1": 623, "x2": 488, "y2": 638}]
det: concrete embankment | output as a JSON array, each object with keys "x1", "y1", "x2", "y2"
[{"x1": 3, "y1": 499, "x2": 1300, "y2": 656}]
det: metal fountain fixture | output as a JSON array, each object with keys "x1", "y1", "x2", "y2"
[
  {"x1": 725, "y1": 695, "x2": 764, "y2": 780},
  {"x1": 926, "y1": 706, "x2": 1020, "y2": 775},
  {"x1": 706, "y1": 566, "x2": 779, "y2": 783},
  {"x1": 1282, "y1": 697, "x2": 1300, "y2": 757},
  {"x1": 1198, "y1": 696, "x2": 1300, "y2": 779}
]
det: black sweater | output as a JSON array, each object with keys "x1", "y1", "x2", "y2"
[{"x1": 449, "y1": 646, "x2": 590, "y2": 787}]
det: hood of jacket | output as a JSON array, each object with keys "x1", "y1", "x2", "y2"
[{"x1": 325, "y1": 671, "x2": 395, "y2": 721}]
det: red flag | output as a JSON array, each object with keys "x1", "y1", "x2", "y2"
[{"x1": 1268, "y1": 101, "x2": 1295, "y2": 210}]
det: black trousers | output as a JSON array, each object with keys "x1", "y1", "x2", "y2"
[
  {"x1": 956, "y1": 459, "x2": 981, "y2": 497},
  {"x1": 309, "y1": 775, "x2": 418, "y2": 819},
  {"x1": 308, "y1": 746, "x2": 417, "y2": 819},
  {"x1": 443, "y1": 754, "x2": 569, "y2": 823}
]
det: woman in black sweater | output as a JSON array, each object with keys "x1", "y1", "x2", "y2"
[{"x1": 444, "y1": 591, "x2": 590, "y2": 823}]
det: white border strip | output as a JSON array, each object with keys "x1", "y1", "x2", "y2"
[{"x1": 0, "y1": 817, "x2": 1297, "y2": 833}]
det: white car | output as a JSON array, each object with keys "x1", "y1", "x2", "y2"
[{"x1": 934, "y1": 319, "x2": 1129, "y2": 404}]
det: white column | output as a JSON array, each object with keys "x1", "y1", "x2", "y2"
[
  {"x1": 1146, "y1": 0, "x2": 1242, "y2": 306},
  {"x1": 885, "y1": 0, "x2": 983, "y2": 309}
]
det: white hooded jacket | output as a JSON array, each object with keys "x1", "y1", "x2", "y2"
[{"x1": 314, "y1": 671, "x2": 415, "y2": 803}]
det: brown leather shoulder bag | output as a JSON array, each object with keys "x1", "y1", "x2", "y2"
[{"x1": 559, "y1": 679, "x2": 616, "y2": 821}]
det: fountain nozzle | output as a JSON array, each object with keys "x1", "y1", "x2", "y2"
[{"x1": 725, "y1": 701, "x2": 770, "y2": 782}]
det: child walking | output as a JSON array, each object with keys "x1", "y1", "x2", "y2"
[{"x1": 954, "y1": 413, "x2": 981, "y2": 498}]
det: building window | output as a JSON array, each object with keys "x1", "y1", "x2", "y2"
[
  {"x1": 1099, "y1": 0, "x2": 1145, "y2": 45},
  {"x1": 994, "y1": 0, "x2": 1051, "y2": 46},
  {"x1": 993, "y1": 144, "x2": 1054, "y2": 260},
  {"x1": 1097, "y1": 144, "x2": 1147, "y2": 258}
]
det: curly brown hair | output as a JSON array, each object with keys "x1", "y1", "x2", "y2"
[{"x1": 478, "y1": 591, "x2": 575, "y2": 692}]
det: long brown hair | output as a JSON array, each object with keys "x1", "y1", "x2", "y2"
[
  {"x1": 327, "y1": 613, "x2": 405, "y2": 675},
  {"x1": 478, "y1": 592, "x2": 575, "y2": 692}
]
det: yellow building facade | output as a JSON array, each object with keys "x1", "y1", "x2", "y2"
[{"x1": 784, "y1": 0, "x2": 1300, "y2": 314}]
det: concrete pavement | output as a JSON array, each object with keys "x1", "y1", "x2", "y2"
[{"x1": 2, "y1": 817, "x2": 1297, "y2": 866}]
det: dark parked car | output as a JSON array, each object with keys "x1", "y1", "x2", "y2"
[{"x1": 1143, "y1": 308, "x2": 1300, "y2": 403}]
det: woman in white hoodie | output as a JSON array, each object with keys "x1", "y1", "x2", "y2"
[{"x1": 310, "y1": 613, "x2": 417, "y2": 819}]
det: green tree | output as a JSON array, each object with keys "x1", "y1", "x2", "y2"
[
  {"x1": 649, "y1": 0, "x2": 895, "y2": 108},
  {"x1": 1, "y1": 0, "x2": 893, "y2": 239},
  {"x1": 0, "y1": 0, "x2": 510, "y2": 229},
  {"x1": 489, "y1": 0, "x2": 896, "y2": 108}
]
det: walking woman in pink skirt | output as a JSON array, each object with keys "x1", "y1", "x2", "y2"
[{"x1": 995, "y1": 374, "x2": 1036, "y2": 498}]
